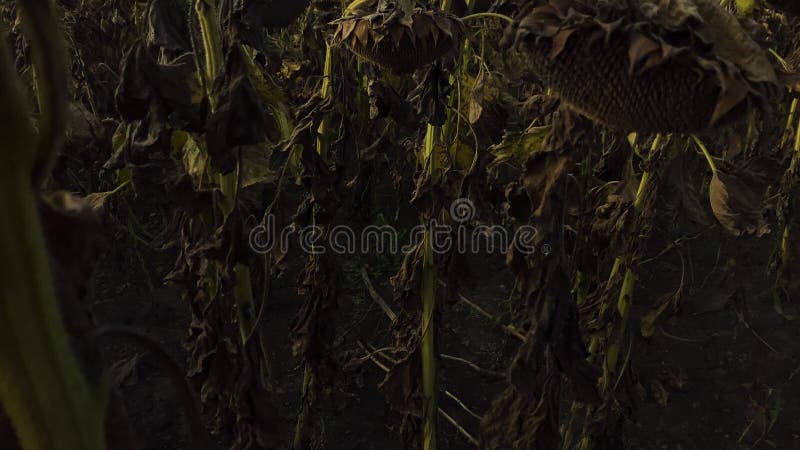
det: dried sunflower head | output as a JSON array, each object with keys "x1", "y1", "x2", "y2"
[
  {"x1": 502, "y1": 0, "x2": 785, "y2": 133},
  {"x1": 333, "y1": 1, "x2": 465, "y2": 74}
]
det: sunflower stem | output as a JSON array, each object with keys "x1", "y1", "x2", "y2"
[
  {"x1": 603, "y1": 135, "x2": 660, "y2": 384},
  {"x1": 317, "y1": 43, "x2": 333, "y2": 161},
  {"x1": 782, "y1": 98, "x2": 799, "y2": 148},
  {"x1": 692, "y1": 135, "x2": 718, "y2": 175},
  {"x1": 418, "y1": 1, "x2": 470, "y2": 446},
  {"x1": 421, "y1": 226, "x2": 438, "y2": 450},
  {"x1": 344, "y1": 0, "x2": 375, "y2": 15},
  {"x1": 576, "y1": 136, "x2": 662, "y2": 450},
  {"x1": 420, "y1": 121, "x2": 440, "y2": 450},
  {"x1": 460, "y1": 12, "x2": 514, "y2": 23},
  {"x1": 234, "y1": 263, "x2": 271, "y2": 379},
  {"x1": 195, "y1": 0, "x2": 224, "y2": 103}
]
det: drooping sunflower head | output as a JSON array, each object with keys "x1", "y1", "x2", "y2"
[
  {"x1": 502, "y1": 0, "x2": 786, "y2": 133},
  {"x1": 333, "y1": 0, "x2": 465, "y2": 74}
]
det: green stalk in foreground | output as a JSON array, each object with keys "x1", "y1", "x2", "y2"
[
  {"x1": 195, "y1": 0, "x2": 224, "y2": 94},
  {"x1": 602, "y1": 134, "x2": 660, "y2": 388},
  {"x1": 421, "y1": 124, "x2": 439, "y2": 450},
  {"x1": 0, "y1": 30, "x2": 106, "y2": 450},
  {"x1": 602, "y1": 170, "x2": 652, "y2": 387},
  {"x1": 21, "y1": 0, "x2": 67, "y2": 188}
]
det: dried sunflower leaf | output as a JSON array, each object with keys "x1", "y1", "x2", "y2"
[
  {"x1": 390, "y1": 21, "x2": 405, "y2": 44},
  {"x1": 434, "y1": 13, "x2": 452, "y2": 39},
  {"x1": 709, "y1": 168, "x2": 770, "y2": 237},
  {"x1": 640, "y1": 0, "x2": 701, "y2": 29},
  {"x1": 355, "y1": 19, "x2": 372, "y2": 47},
  {"x1": 550, "y1": 28, "x2": 576, "y2": 59},
  {"x1": 693, "y1": 0, "x2": 778, "y2": 84},
  {"x1": 335, "y1": 9, "x2": 464, "y2": 74},
  {"x1": 628, "y1": 33, "x2": 660, "y2": 73},
  {"x1": 146, "y1": 0, "x2": 190, "y2": 52},
  {"x1": 115, "y1": 43, "x2": 203, "y2": 129},
  {"x1": 711, "y1": 76, "x2": 749, "y2": 124},
  {"x1": 340, "y1": 19, "x2": 357, "y2": 40}
]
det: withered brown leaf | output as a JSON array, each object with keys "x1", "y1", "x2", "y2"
[{"x1": 709, "y1": 168, "x2": 770, "y2": 237}]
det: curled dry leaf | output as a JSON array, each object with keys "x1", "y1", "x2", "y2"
[
  {"x1": 709, "y1": 168, "x2": 771, "y2": 237},
  {"x1": 146, "y1": 0, "x2": 190, "y2": 53},
  {"x1": 480, "y1": 384, "x2": 561, "y2": 450},
  {"x1": 205, "y1": 47, "x2": 268, "y2": 173},
  {"x1": 115, "y1": 42, "x2": 203, "y2": 127}
]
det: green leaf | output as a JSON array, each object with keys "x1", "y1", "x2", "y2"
[{"x1": 735, "y1": 0, "x2": 757, "y2": 15}]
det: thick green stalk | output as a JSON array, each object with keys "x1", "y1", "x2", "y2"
[
  {"x1": 195, "y1": 0, "x2": 224, "y2": 98},
  {"x1": 421, "y1": 231, "x2": 437, "y2": 449},
  {"x1": 0, "y1": 35, "x2": 106, "y2": 450},
  {"x1": 418, "y1": 2, "x2": 472, "y2": 447},
  {"x1": 794, "y1": 113, "x2": 800, "y2": 155},
  {"x1": 602, "y1": 135, "x2": 659, "y2": 387},
  {"x1": 317, "y1": 43, "x2": 333, "y2": 161},
  {"x1": 234, "y1": 263, "x2": 271, "y2": 378},
  {"x1": 780, "y1": 98, "x2": 798, "y2": 148},
  {"x1": 781, "y1": 225, "x2": 791, "y2": 270},
  {"x1": 692, "y1": 136, "x2": 718, "y2": 175},
  {"x1": 421, "y1": 124, "x2": 439, "y2": 450},
  {"x1": 218, "y1": 170, "x2": 238, "y2": 218}
]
